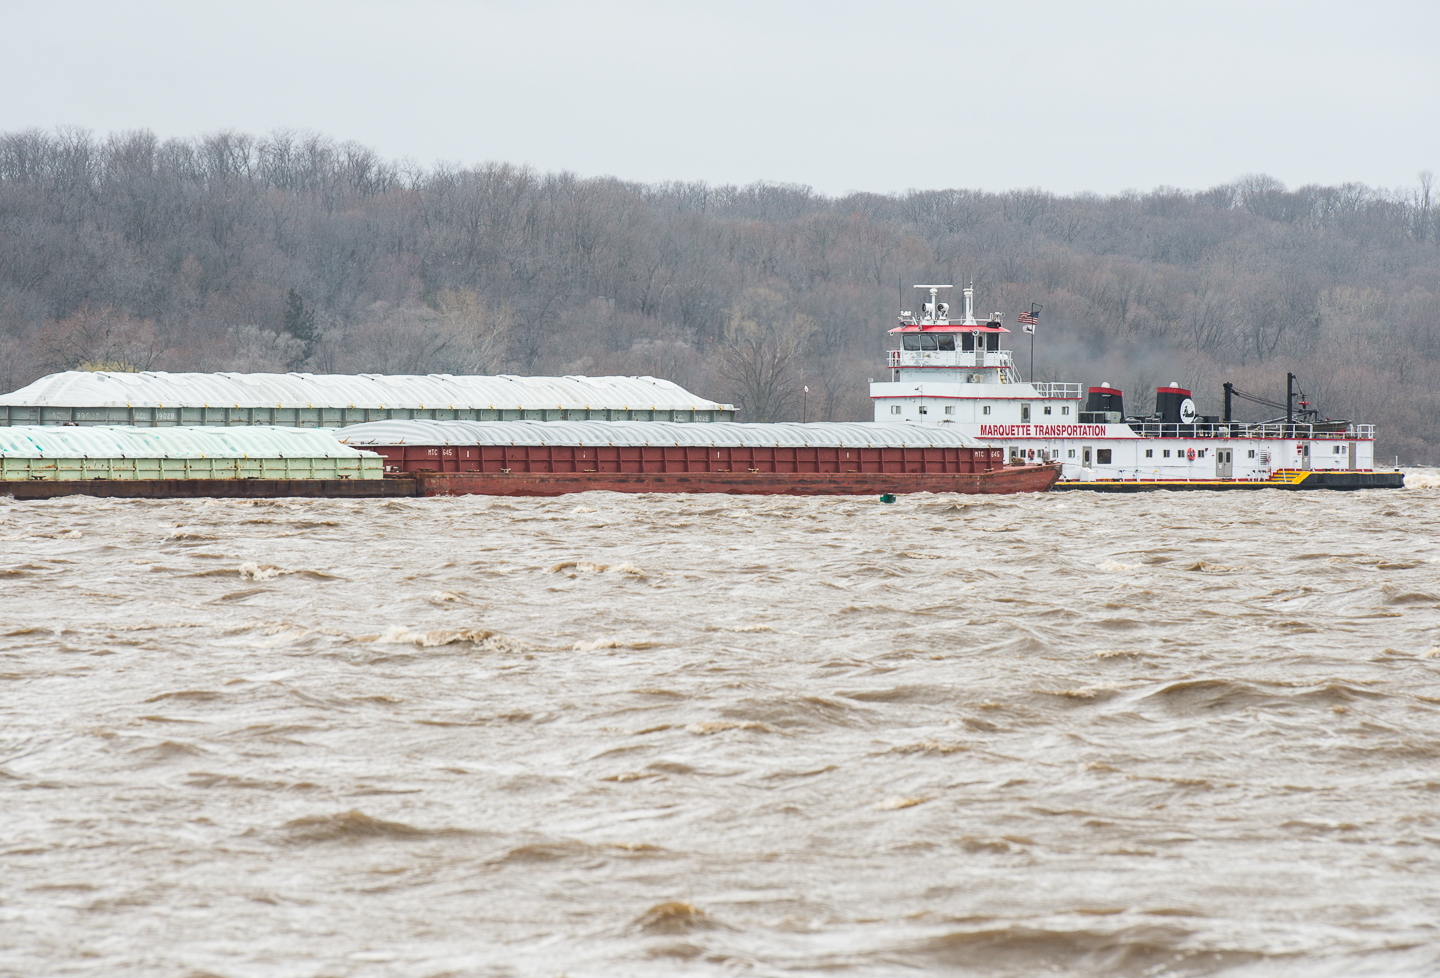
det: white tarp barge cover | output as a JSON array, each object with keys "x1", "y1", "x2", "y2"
[
  {"x1": 0, "y1": 372, "x2": 734, "y2": 411},
  {"x1": 0, "y1": 426, "x2": 378, "y2": 459},
  {"x1": 334, "y1": 420, "x2": 985, "y2": 449}
]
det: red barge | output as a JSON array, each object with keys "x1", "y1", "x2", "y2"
[{"x1": 335, "y1": 420, "x2": 1060, "y2": 497}]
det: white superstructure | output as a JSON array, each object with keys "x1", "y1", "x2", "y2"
[{"x1": 871, "y1": 285, "x2": 1377, "y2": 483}]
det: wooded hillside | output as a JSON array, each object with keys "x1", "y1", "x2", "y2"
[{"x1": 1, "y1": 128, "x2": 1436, "y2": 460}]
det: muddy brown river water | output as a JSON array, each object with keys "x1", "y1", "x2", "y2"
[{"x1": 2, "y1": 482, "x2": 1439, "y2": 977}]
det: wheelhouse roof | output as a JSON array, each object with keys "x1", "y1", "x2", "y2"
[{"x1": 889, "y1": 324, "x2": 1010, "y2": 334}]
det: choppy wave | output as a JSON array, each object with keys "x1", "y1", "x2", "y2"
[{"x1": 1, "y1": 487, "x2": 1437, "y2": 976}]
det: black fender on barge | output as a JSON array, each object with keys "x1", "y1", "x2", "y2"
[{"x1": 1052, "y1": 470, "x2": 1406, "y2": 492}]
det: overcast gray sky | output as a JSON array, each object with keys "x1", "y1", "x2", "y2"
[{"x1": 3, "y1": 0, "x2": 1436, "y2": 196}]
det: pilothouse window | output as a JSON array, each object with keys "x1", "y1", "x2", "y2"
[
  {"x1": 937, "y1": 335, "x2": 955, "y2": 351},
  {"x1": 919, "y1": 334, "x2": 938, "y2": 351},
  {"x1": 902, "y1": 335, "x2": 920, "y2": 351}
]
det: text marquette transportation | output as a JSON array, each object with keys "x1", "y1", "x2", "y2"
[{"x1": 871, "y1": 285, "x2": 1404, "y2": 490}]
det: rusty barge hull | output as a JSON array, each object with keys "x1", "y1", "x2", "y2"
[
  {"x1": 406, "y1": 465, "x2": 1060, "y2": 497},
  {"x1": 0, "y1": 466, "x2": 1059, "y2": 500}
]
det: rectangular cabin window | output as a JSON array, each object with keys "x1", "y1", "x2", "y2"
[
  {"x1": 961, "y1": 333, "x2": 975, "y2": 351},
  {"x1": 902, "y1": 335, "x2": 920, "y2": 351},
  {"x1": 1096, "y1": 449, "x2": 1112, "y2": 465},
  {"x1": 919, "y1": 334, "x2": 938, "y2": 351},
  {"x1": 918, "y1": 406, "x2": 928, "y2": 415},
  {"x1": 890, "y1": 405, "x2": 901, "y2": 415},
  {"x1": 1061, "y1": 406, "x2": 1070, "y2": 415},
  {"x1": 1198, "y1": 449, "x2": 1206, "y2": 458},
  {"x1": 937, "y1": 335, "x2": 955, "y2": 351},
  {"x1": 982, "y1": 405, "x2": 991, "y2": 415},
  {"x1": 986, "y1": 334, "x2": 1000, "y2": 351},
  {"x1": 1145, "y1": 449, "x2": 1153, "y2": 458},
  {"x1": 1043, "y1": 406, "x2": 1052, "y2": 415},
  {"x1": 1068, "y1": 449, "x2": 1076, "y2": 458},
  {"x1": 1163, "y1": 449, "x2": 1171, "y2": 458},
  {"x1": 944, "y1": 405, "x2": 954, "y2": 415},
  {"x1": 1248, "y1": 449, "x2": 1256, "y2": 458}
]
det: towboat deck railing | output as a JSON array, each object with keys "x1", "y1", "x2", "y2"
[
  {"x1": 1125, "y1": 421, "x2": 1375, "y2": 440},
  {"x1": 885, "y1": 350, "x2": 1017, "y2": 370},
  {"x1": 1031, "y1": 382, "x2": 1083, "y2": 399}
]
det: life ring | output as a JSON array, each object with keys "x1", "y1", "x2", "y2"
[{"x1": 1187, "y1": 448, "x2": 1196, "y2": 461}]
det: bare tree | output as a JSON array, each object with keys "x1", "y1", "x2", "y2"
[{"x1": 716, "y1": 288, "x2": 813, "y2": 421}]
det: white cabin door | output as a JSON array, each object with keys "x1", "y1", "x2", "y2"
[
  {"x1": 1216, "y1": 448, "x2": 1233, "y2": 479},
  {"x1": 1347, "y1": 442, "x2": 1356, "y2": 470},
  {"x1": 1082, "y1": 446, "x2": 1092, "y2": 467}
]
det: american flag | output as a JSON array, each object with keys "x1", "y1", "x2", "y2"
[{"x1": 1017, "y1": 310, "x2": 1039, "y2": 334}]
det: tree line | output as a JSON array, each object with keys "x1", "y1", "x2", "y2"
[{"x1": 1, "y1": 127, "x2": 1437, "y2": 460}]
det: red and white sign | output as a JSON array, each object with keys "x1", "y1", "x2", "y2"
[{"x1": 978, "y1": 423, "x2": 1114, "y2": 438}]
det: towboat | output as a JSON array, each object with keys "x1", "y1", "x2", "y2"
[{"x1": 871, "y1": 285, "x2": 1404, "y2": 490}]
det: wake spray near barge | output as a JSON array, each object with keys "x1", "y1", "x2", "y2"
[{"x1": 871, "y1": 285, "x2": 1404, "y2": 491}]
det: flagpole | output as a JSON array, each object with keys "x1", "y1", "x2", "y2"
[{"x1": 1025, "y1": 302, "x2": 1042, "y2": 383}]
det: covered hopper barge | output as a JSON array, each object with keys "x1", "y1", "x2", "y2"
[
  {"x1": 0, "y1": 371, "x2": 736, "y2": 426},
  {"x1": 0, "y1": 425, "x2": 407, "y2": 500},
  {"x1": 334, "y1": 420, "x2": 1060, "y2": 496}
]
